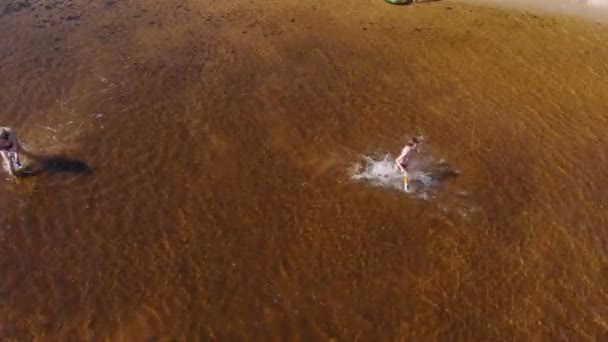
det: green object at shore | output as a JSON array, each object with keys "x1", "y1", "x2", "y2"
[{"x1": 385, "y1": 0, "x2": 410, "y2": 4}]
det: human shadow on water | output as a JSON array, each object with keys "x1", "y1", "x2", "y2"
[
  {"x1": 410, "y1": 159, "x2": 459, "y2": 188},
  {"x1": 425, "y1": 160, "x2": 459, "y2": 182},
  {"x1": 17, "y1": 153, "x2": 92, "y2": 177},
  {"x1": 35, "y1": 156, "x2": 92, "y2": 175}
]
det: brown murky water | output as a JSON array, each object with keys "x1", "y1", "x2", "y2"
[{"x1": 1, "y1": 0, "x2": 608, "y2": 339}]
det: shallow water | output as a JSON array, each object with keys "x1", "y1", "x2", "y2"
[{"x1": 1, "y1": 0, "x2": 608, "y2": 339}]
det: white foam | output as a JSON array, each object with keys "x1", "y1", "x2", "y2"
[
  {"x1": 351, "y1": 154, "x2": 404, "y2": 190},
  {"x1": 350, "y1": 153, "x2": 437, "y2": 197}
]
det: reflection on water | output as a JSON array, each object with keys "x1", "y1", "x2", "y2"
[{"x1": 1, "y1": 0, "x2": 608, "y2": 340}]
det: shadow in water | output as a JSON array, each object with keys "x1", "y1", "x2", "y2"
[
  {"x1": 36, "y1": 156, "x2": 92, "y2": 175},
  {"x1": 427, "y1": 161, "x2": 459, "y2": 182},
  {"x1": 18, "y1": 154, "x2": 92, "y2": 177},
  {"x1": 411, "y1": 159, "x2": 460, "y2": 187}
]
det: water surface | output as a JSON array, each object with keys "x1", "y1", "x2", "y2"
[{"x1": 1, "y1": 0, "x2": 608, "y2": 339}]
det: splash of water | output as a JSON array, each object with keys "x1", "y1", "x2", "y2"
[
  {"x1": 350, "y1": 152, "x2": 439, "y2": 197},
  {"x1": 351, "y1": 154, "x2": 402, "y2": 189},
  {"x1": 350, "y1": 149, "x2": 482, "y2": 221}
]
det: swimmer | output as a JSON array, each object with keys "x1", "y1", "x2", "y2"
[{"x1": 395, "y1": 137, "x2": 420, "y2": 191}]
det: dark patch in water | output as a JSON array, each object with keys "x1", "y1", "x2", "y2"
[
  {"x1": 2, "y1": 0, "x2": 31, "y2": 15},
  {"x1": 36, "y1": 156, "x2": 92, "y2": 175}
]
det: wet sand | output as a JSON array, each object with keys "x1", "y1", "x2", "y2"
[{"x1": 1, "y1": 0, "x2": 608, "y2": 340}]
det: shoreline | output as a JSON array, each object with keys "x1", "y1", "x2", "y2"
[{"x1": 458, "y1": 0, "x2": 608, "y2": 23}]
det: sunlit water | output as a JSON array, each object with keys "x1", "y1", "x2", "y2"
[{"x1": 1, "y1": 0, "x2": 608, "y2": 340}]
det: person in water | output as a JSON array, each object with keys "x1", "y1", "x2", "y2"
[
  {"x1": 395, "y1": 137, "x2": 420, "y2": 191},
  {"x1": 0, "y1": 128, "x2": 18, "y2": 151},
  {"x1": 0, "y1": 128, "x2": 24, "y2": 174}
]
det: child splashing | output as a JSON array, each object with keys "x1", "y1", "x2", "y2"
[
  {"x1": 352, "y1": 136, "x2": 460, "y2": 199},
  {"x1": 351, "y1": 135, "x2": 439, "y2": 194},
  {"x1": 394, "y1": 137, "x2": 420, "y2": 192}
]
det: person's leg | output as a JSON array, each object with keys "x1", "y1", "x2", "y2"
[{"x1": 403, "y1": 171, "x2": 410, "y2": 192}]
